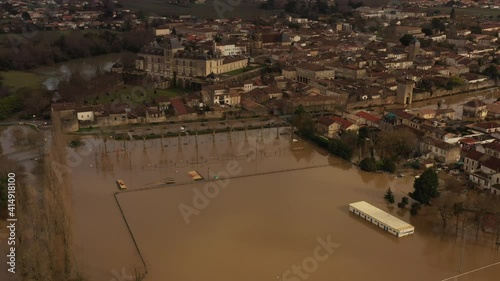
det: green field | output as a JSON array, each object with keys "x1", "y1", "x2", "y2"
[
  {"x1": 120, "y1": 0, "x2": 279, "y2": 19},
  {"x1": 0, "y1": 71, "x2": 45, "y2": 90},
  {"x1": 86, "y1": 85, "x2": 186, "y2": 105},
  {"x1": 425, "y1": 7, "x2": 500, "y2": 17}
]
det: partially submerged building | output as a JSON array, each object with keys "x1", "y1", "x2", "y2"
[{"x1": 349, "y1": 201, "x2": 415, "y2": 237}]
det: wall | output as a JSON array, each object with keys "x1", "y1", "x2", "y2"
[
  {"x1": 413, "y1": 81, "x2": 497, "y2": 102},
  {"x1": 84, "y1": 111, "x2": 225, "y2": 129},
  {"x1": 348, "y1": 96, "x2": 396, "y2": 109}
]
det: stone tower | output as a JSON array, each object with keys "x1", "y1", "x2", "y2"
[
  {"x1": 252, "y1": 30, "x2": 263, "y2": 55},
  {"x1": 396, "y1": 79, "x2": 415, "y2": 106},
  {"x1": 408, "y1": 38, "x2": 420, "y2": 61}
]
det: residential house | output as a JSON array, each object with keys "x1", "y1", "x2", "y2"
[
  {"x1": 76, "y1": 106, "x2": 95, "y2": 122},
  {"x1": 316, "y1": 116, "x2": 341, "y2": 138},
  {"x1": 463, "y1": 99, "x2": 488, "y2": 119},
  {"x1": 416, "y1": 109, "x2": 436, "y2": 119},
  {"x1": 435, "y1": 108, "x2": 457, "y2": 120},
  {"x1": 156, "y1": 96, "x2": 171, "y2": 111},
  {"x1": 487, "y1": 103, "x2": 500, "y2": 118},
  {"x1": 355, "y1": 111, "x2": 381, "y2": 127},
  {"x1": 332, "y1": 116, "x2": 359, "y2": 132},
  {"x1": 485, "y1": 140, "x2": 500, "y2": 158},
  {"x1": 469, "y1": 157, "x2": 500, "y2": 191},
  {"x1": 420, "y1": 136, "x2": 461, "y2": 164},
  {"x1": 470, "y1": 122, "x2": 500, "y2": 133},
  {"x1": 464, "y1": 150, "x2": 488, "y2": 173}
]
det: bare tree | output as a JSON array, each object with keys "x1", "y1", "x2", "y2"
[
  {"x1": 453, "y1": 201, "x2": 465, "y2": 235},
  {"x1": 433, "y1": 192, "x2": 456, "y2": 230},
  {"x1": 376, "y1": 128, "x2": 417, "y2": 162}
]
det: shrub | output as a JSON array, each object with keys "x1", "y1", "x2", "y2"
[
  {"x1": 360, "y1": 157, "x2": 378, "y2": 172},
  {"x1": 382, "y1": 158, "x2": 397, "y2": 174},
  {"x1": 410, "y1": 202, "x2": 421, "y2": 216},
  {"x1": 402, "y1": 196, "x2": 409, "y2": 205}
]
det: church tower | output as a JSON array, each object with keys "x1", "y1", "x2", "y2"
[
  {"x1": 396, "y1": 79, "x2": 415, "y2": 106},
  {"x1": 408, "y1": 38, "x2": 420, "y2": 61}
]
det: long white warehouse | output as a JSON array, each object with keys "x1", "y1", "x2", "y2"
[{"x1": 349, "y1": 201, "x2": 415, "y2": 237}]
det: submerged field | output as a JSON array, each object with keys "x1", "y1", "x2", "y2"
[{"x1": 66, "y1": 127, "x2": 500, "y2": 281}]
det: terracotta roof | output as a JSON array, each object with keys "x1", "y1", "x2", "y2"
[
  {"x1": 481, "y1": 157, "x2": 500, "y2": 172},
  {"x1": 332, "y1": 116, "x2": 354, "y2": 129},
  {"x1": 474, "y1": 122, "x2": 500, "y2": 130},
  {"x1": 170, "y1": 98, "x2": 188, "y2": 115},
  {"x1": 459, "y1": 137, "x2": 478, "y2": 145},
  {"x1": 465, "y1": 150, "x2": 486, "y2": 162},
  {"x1": 464, "y1": 99, "x2": 486, "y2": 108},
  {"x1": 486, "y1": 140, "x2": 500, "y2": 152},
  {"x1": 318, "y1": 116, "x2": 335, "y2": 126},
  {"x1": 422, "y1": 136, "x2": 455, "y2": 151},
  {"x1": 356, "y1": 111, "x2": 381, "y2": 123},
  {"x1": 435, "y1": 108, "x2": 455, "y2": 115}
]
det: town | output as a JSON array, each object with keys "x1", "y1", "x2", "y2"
[{"x1": 1, "y1": 0, "x2": 500, "y2": 281}]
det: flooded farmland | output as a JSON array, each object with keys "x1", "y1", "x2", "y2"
[{"x1": 67, "y1": 127, "x2": 500, "y2": 281}]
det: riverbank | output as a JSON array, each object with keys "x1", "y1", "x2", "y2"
[{"x1": 1, "y1": 52, "x2": 126, "y2": 91}]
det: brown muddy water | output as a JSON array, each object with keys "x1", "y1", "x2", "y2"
[{"x1": 68, "y1": 128, "x2": 500, "y2": 281}]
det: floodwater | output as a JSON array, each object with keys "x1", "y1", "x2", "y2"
[
  {"x1": 68, "y1": 127, "x2": 500, "y2": 281},
  {"x1": 30, "y1": 52, "x2": 125, "y2": 90}
]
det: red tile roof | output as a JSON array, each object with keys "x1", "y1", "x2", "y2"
[
  {"x1": 332, "y1": 116, "x2": 354, "y2": 129},
  {"x1": 317, "y1": 116, "x2": 335, "y2": 126},
  {"x1": 465, "y1": 150, "x2": 486, "y2": 162},
  {"x1": 356, "y1": 111, "x2": 381, "y2": 123},
  {"x1": 170, "y1": 98, "x2": 188, "y2": 115},
  {"x1": 459, "y1": 137, "x2": 478, "y2": 145},
  {"x1": 464, "y1": 99, "x2": 486, "y2": 108},
  {"x1": 481, "y1": 157, "x2": 500, "y2": 172},
  {"x1": 486, "y1": 140, "x2": 500, "y2": 152},
  {"x1": 474, "y1": 122, "x2": 500, "y2": 129}
]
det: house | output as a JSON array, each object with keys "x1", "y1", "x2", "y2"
[
  {"x1": 470, "y1": 122, "x2": 500, "y2": 133},
  {"x1": 416, "y1": 109, "x2": 436, "y2": 119},
  {"x1": 464, "y1": 150, "x2": 488, "y2": 173},
  {"x1": 459, "y1": 137, "x2": 480, "y2": 152},
  {"x1": 316, "y1": 116, "x2": 341, "y2": 138},
  {"x1": 487, "y1": 103, "x2": 500, "y2": 118},
  {"x1": 263, "y1": 86, "x2": 283, "y2": 100},
  {"x1": 155, "y1": 96, "x2": 171, "y2": 111},
  {"x1": 170, "y1": 98, "x2": 189, "y2": 116},
  {"x1": 420, "y1": 136, "x2": 461, "y2": 164},
  {"x1": 463, "y1": 99, "x2": 488, "y2": 120},
  {"x1": 107, "y1": 103, "x2": 130, "y2": 122},
  {"x1": 355, "y1": 111, "x2": 381, "y2": 127},
  {"x1": 76, "y1": 106, "x2": 95, "y2": 122},
  {"x1": 435, "y1": 108, "x2": 457, "y2": 120},
  {"x1": 469, "y1": 157, "x2": 500, "y2": 191},
  {"x1": 485, "y1": 140, "x2": 500, "y2": 158},
  {"x1": 332, "y1": 116, "x2": 358, "y2": 132}
]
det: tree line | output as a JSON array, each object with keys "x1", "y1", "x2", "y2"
[
  {"x1": 0, "y1": 29, "x2": 153, "y2": 71},
  {"x1": 0, "y1": 80, "x2": 52, "y2": 120}
]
